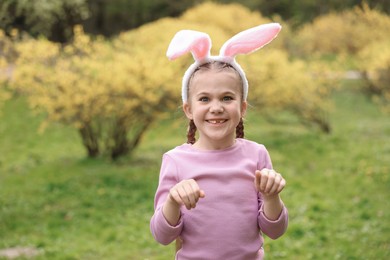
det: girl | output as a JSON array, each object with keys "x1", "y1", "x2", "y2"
[{"x1": 150, "y1": 23, "x2": 288, "y2": 259}]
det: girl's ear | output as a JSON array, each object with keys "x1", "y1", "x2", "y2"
[
  {"x1": 183, "y1": 102, "x2": 193, "y2": 120},
  {"x1": 241, "y1": 101, "x2": 248, "y2": 118}
]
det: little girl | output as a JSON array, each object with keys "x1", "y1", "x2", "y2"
[{"x1": 150, "y1": 23, "x2": 288, "y2": 259}]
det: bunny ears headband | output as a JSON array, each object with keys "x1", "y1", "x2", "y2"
[{"x1": 166, "y1": 23, "x2": 282, "y2": 102}]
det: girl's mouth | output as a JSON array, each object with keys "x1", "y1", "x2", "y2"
[{"x1": 206, "y1": 119, "x2": 227, "y2": 124}]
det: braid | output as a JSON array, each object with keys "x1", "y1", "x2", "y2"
[
  {"x1": 187, "y1": 120, "x2": 197, "y2": 144},
  {"x1": 236, "y1": 118, "x2": 244, "y2": 139}
]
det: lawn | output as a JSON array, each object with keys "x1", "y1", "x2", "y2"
[{"x1": 0, "y1": 80, "x2": 389, "y2": 259}]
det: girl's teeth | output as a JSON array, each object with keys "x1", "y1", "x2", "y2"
[{"x1": 209, "y1": 120, "x2": 225, "y2": 124}]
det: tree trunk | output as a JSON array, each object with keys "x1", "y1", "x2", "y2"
[
  {"x1": 110, "y1": 118, "x2": 129, "y2": 160},
  {"x1": 110, "y1": 117, "x2": 152, "y2": 160},
  {"x1": 79, "y1": 123, "x2": 100, "y2": 157}
]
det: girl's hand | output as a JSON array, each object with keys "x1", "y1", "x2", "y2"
[
  {"x1": 168, "y1": 179, "x2": 205, "y2": 210},
  {"x1": 255, "y1": 169, "x2": 286, "y2": 199}
]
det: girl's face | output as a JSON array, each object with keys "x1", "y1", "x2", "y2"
[{"x1": 183, "y1": 68, "x2": 247, "y2": 150}]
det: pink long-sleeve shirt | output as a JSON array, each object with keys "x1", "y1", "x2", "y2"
[{"x1": 150, "y1": 138, "x2": 288, "y2": 259}]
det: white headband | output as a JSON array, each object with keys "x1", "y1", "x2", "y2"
[{"x1": 166, "y1": 23, "x2": 282, "y2": 102}]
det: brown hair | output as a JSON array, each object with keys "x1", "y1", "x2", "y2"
[{"x1": 186, "y1": 61, "x2": 245, "y2": 144}]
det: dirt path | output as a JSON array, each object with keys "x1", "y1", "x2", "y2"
[{"x1": 0, "y1": 247, "x2": 41, "y2": 259}]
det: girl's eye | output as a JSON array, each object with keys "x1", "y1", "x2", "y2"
[
  {"x1": 223, "y1": 96, "x2": 233, "y2": 101},
  {"x1": 199, "y1": 97, "x2": 209, "y2": 102}
]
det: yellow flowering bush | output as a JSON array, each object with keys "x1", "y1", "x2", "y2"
[
  {"x1": 295, "y1": 4, "x2": 390, "y2": 59},
  {"x1": 180, "y1": 3, "x2": 332, "y2": 132},
  {"x1": 10, "y1": 18, "x2": 229, "y2": 158},
  {"x1": 358, "y1": 40, "x2": 390, "y2": 114},
  {"x1": 241, "y1": 50, "x2": 333, "y2": 132},
  {"x1": 11, "y1": 24, "x2": 185, "y2": 158},
  {"x1": 180, "y1": 2, "x2": 289, "y2": 50},
  {"x1": 294, "y1": 3, "x2": 390, "y2": 115},
  {"x1": 8, "y1": 3, "x2": 336, "y2": 159},
  {"x1": 0, "y1": 29, "x2": 16, "y2": 112}
]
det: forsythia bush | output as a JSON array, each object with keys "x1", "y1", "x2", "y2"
[
  {"x1": 182, "y1": 2, "x2": 269, "y2": 36},
  {"x1": 180, "y1": 2, "x2": 332, "y2": 132},
  {"x1": 295, "y1": 4, "x2": 390, "y2": 59},
  {"x1": 294, "y1": 3, "x2": 390, "y2": 116},
  {"x1": 8, "y1": 3, "x2": 335, "y2": 159},
  {"x1": 0, "y1": 29, "x2": 15, "y2": 112},
  {"x1": 180, "y1": 2, "x2": 289, "y2": 50},
  {"x1": 241, "y1": 50, "x2": 333, "y2": 132},
  {"x1": 11, "y1": 24, "x2": 183, "y2": 159},
  {"x1": 358, "y1": 40, "x2": 390, "y2": 114}
]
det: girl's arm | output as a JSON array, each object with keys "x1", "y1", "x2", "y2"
[
  {"x1": 254, "y1": 168, "x2": 286, "y2": 219},
  {"x1": 150, "y1": 155, "x2": 184, "y2": 245},
  {"x1": 262, "y1": 194, "x2": 284, "y2": 220},
  {"x1": 162, "y1": 196, "x2": 181, "y2": 226},
  {"x1": 255, "y1": 169, "x2": 288, "y2": 239}
]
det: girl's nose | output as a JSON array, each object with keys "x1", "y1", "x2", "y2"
[{"x1": 209, "y1": 101, "x2": 224, "y2": 113}]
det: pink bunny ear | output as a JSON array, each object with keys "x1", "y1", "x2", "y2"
[
  {"x1": 166, "y1": 30, "x2": 211, "y2": 61},
  {"x1": 219, "y1": 23, "x2": 281, "y2": 58}
]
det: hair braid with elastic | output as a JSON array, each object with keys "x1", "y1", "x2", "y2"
[
  {"x1": 236, "y1": 118, "x2": 244, "y2": 139},
  {"x1": 187, "y1": 120, "x2": 197, "y2": 144}
]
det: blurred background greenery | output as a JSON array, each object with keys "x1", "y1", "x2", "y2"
[
  {"x1": 0, "y1": 0, "x2": 389, "y2": 259},
  {"x1": 1, "y1": 0, "x2": 389, "y2": 42}
]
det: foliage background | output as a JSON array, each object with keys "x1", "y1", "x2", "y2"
[
  {"x1": 0, "y1": 0, "x2": 390, "y2": 259},
  {"x1": 3, "y1": 3, "x2": 340, "y2": 158},
  {"x1": 1, "y1": 0, "x2": 389, "y2": 42}
]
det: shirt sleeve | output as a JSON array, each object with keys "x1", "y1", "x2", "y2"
[
  {"x1": 257, "y1": 145, "x2": 289, "y2": 239},
  {"x1": 257, "y1": 144, "x2": 273, "y2": 170},
  {"x1": 150, "y1": 154, "x2": 184, "y2": 245},
  {"x1": 258, "y1": 198, "x2": 288, "y2": 239}
]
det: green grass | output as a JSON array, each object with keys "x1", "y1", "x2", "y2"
[{"x1": 0, "y1": 81, "x2": 389, "y2": 259}]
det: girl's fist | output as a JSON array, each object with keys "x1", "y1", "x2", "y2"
[
  {"x1": 255, "y1": 169, "x2": 286, "y2": 198},
  {"x1": 168, "y1": 179, "x2": 205, "y2": 210}
]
